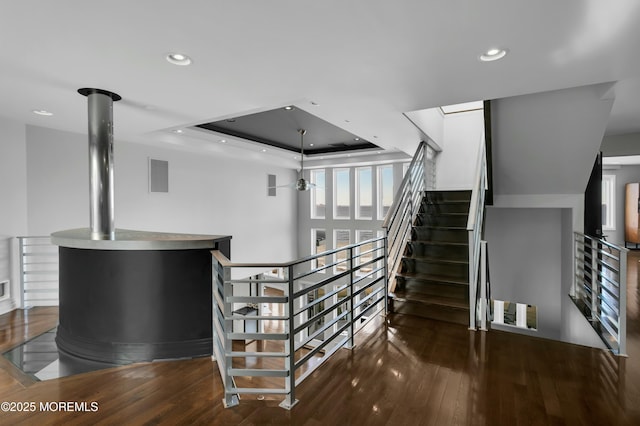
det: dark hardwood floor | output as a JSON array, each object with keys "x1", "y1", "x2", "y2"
[{"x1": 1, "y1": 252, "x2": 640, "y2": 425}]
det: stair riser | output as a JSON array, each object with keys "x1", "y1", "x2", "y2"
[
  {"x1": 422, "y1": 203, "x2": 470, "y2": 214},
  {"x1": 393, "y1": 300, "x2": 469, "y2": 325},
  {"x1": 416, "y1": 214, "x2": 468, "y2": 228},
  {"x1": 397, "y1": 279, "x2": 469, "y2": 300},
  {"x1": 412, "y1": 227, "x2": 468, "y2": 243},
  {"x1": 407, "y1": 242, "x2": 468, "y2": 261},
  {"x1": 402, "y1": 259, "x2": 469, "y2": 280},
  {"x1": 424, "y1": 191, "x2": 472, "y2": 203}
]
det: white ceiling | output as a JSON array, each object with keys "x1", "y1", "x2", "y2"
[{"x1": 2, "y1": 1, "x2": 640, "y2": 161}]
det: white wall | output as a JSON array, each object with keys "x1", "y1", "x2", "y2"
[
  {"x1": 0, "y1": 117, "x2": 28, "y2": 314},
  {"x1": 492, "y1": 83, "x2": 613, "y2": 195},
  {"x1": 601, "y1": 132, "x2": 640, "y2": 157},
  {"x1": 485, "y1": 208, "x2": 563, "y2": 340},
  {"x1": 403, "y1": 107, "x2": 445, "y2": 151},
  {"x1": 435, "y1": 109, "x2": 484, "y2": 191},
  {"x1": 25, "y1": 125, "x2": 298, "y2": 276},
  {"x1": 485, "y1": 207, "x2": 604, "y2": 348}
]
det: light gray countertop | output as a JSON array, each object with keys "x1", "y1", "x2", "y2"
[{"x1": 51, "y1": 228, "x2": 231, "y2": 250}]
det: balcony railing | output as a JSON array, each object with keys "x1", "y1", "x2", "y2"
[
  {"x1": 467, "y1": 134, "x2": 490, "y2": 330},
  {"x1": 211, "y1": 236, "x2": 387, "y2": 409},
  {"x1": 382, "y1": 141, "x2": 426, "y2": 292},
  {"x1": 572, "y1": 232, "x2": 627, "y2": 356},
  {"x1": 17, "y1": 236, "x2": 59, "y2": 307}
]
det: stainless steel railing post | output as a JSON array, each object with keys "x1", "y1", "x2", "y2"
[
  {"x1": 280, "y1": 265, "x2": 298, "y2": 409},
  {"x1": 348, "y1": 246, "x2": 355, "y2": 349},
  {"x1": 222, "y1": 267, "x2": 238, "y2": 408},
  {"x1": 618, "y1": 248, "x2": 628, "y2": 356}
]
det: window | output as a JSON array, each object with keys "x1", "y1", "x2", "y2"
[
  {"x1": 355, "y1": 230, "x2": 374, "y2": 276},
  {"x1": 377, "y1": 165, "x2": 393, "y2": 219},
  {"x1": 311, "y1": 169, "x2": 326, "y2": 219},
  {"x1": 602, "y1": 174, "x2": 615, "y2": 231},
  {"x1": 0, "y1": 280, "x2": 7, "y2": 301},
  {"x1": 492, "y1": 299, "x2": 537, "y2": 330},
  {"x1": 334, "y1": 168, "x2": 350, "y2": 219},
  {"x1": 402, "y1": 162, "x2": 409, "y2": 179},
  {"x1": 334, "y1": 230, "x2": 351, "y2": 272},
  {"x1": 312, "y1": 229, "x2": 326, "y2": 272},
  {"x1": 356, "y1": 167, "x2": 372, "y2": 219}
]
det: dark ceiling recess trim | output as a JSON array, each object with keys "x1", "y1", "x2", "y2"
[
  {"x1": 302, "y1": 143, "x2": 378, "y2": 155},
  {"x1": 196, "y1": 123, "x2": 297, "y2": 152},
  {"x1": 195, "y1": 123, "x2": 378, "y2": 155}
]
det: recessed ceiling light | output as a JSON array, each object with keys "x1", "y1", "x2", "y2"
[
  {"x1": 226, "y1": 118, "x2": 236, "y2": 123},
  {"x1": 172, "y1": 129, "x2": 184, "y2": 134},
  {"x1": 219, "y1": 139, "x2": 226, "y2": 143},
  {"x1": 261, "y1": 149, "x2": 267, "y2": 152},
  {"x1": 284, "y1": 106, "x2": 294, "y2": 111},
  {"x1": 310, "y1": 101, "x2": 319, "y2": 106},
  {"x1": 309, "y1": 143, "x2": 314, "y2": 147},
  {"x1": 354, "y1": 137, "x2": 360, "y2": 141},
  {"x1": 166, "y1": 53, "x2": 192, "y2": 66},
  {"x1": 32, "y1": 109, "x2": 53, "y2": 116},
  {"x1": 479, "y1": 48, "x2": 507, "y2": 62}
]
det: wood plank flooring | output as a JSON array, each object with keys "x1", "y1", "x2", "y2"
[{"x1": 1, "y1": 253, "x2": 640, "y2": 424}]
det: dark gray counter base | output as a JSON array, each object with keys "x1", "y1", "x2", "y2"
[{"x1": 56, "y1": 246, "x2": 220, "y2": 364}]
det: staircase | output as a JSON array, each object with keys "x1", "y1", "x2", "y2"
[{"x1": 392, "y1": 190, "x2": 471, "y2": 325}]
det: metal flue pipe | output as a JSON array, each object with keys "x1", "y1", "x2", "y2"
[{"x1": 78, "y1": 88, "x2": 121, "y2": 240}]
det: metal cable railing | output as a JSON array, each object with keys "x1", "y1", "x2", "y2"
[
  {"x1": 17, "y1": 236, "x2": 59, "y2": 307},
  {"x1": 211, "y1": 236, "x2": 387, "y2": 409},
  {"x1": 573, "y1": 232, "x2": 627, "y2": 356},
  {"x1": 382, "y1": 141, "x2": 426, "y2": 293},
  {"x1": 467, "y1": 134, "x2": 489, "y2": 330}
]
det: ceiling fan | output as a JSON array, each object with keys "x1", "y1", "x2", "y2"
[{"x1": 271, "y1": 128, "x2": 316, "y2": 191}]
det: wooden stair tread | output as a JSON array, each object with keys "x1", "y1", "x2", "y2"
[
  {"x1": 410, "y1": 240, "x2": 468, "y2": 246},
  {"x1": 403, "y1": 255, "x2": 469, "y2": 265},
  {"x1": 393, "y1": 292, "x2": 469, "y2": 309},
  {"x1": 413, "y1": 225, "x2": 467, "y2": 230},
  {"x1": 396, "y1": 271, "x2": 469, "y2": 286}
]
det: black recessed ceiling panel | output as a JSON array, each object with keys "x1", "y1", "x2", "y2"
[{"x1": 195, "y1": 107, "x2": 379, "y2": 155}]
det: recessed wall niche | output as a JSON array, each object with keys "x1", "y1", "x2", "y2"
[
  {"x1": 149, "y1": 158, "x2": 169, "y2": 193},
  {"x1": 268, "y1": 174, "x2": 276, "y2": 196}
]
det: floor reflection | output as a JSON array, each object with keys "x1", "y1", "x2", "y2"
[{"x1": 3, "y1": 327, "x2": 116, "y2": 381}]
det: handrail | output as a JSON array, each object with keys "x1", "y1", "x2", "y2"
[
  {"x1": 382, "y1": 141, "x2": 427, "y2": 292},
  {"x1": 572, "y1": 232, "x2": 627, "y2": 356},
  {"x1": 467, "y1": 134, "x2": 488, "y2": 330},
  {"x1": 211, "y1": 236, "x2": 387, "y2": 409},
  {"x1": 382, "y1": 142, "x2": 426, "y2": 229}
]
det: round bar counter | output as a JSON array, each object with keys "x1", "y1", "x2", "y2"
[{"x1": 51, "y1": 228, "x2": 231, "y2": 364}]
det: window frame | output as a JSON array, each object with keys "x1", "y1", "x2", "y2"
[
  {"x1": 333, "y1": 168, "x2": 351, "y2": 220},
  {"x1": 602, "y1": 174, "x2": 616, "y2": 231},
  {"x1": 377, "y1": 165, "x2": 393, "y2": 220},
  {"x1": 310, "y1": 169, "x2": 326, "y2": 219},
  {"x1": 355, "y1": 166, "x2": 373, "y2": 220}
]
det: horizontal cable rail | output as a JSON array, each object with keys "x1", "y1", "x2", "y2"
[
  {"x1": 17, "y1": 236, "x2": 59, "y2": 307},
  {"x1": 467, "y1": 134, "x2": 488, "y2": 330},
  {"x1": 382, "y1": 141, "x2": 426, "y2": 293},
  {"x1": 572, "y1": 232, "x2": 627, "y2": 356},
  {"x1": 211, "y1": 236, "x2": 387, "y2": 409}
]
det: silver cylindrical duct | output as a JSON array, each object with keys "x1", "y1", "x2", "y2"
[{"x1": 78, "y1": 88, "x2": 121, "y2": 240}]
